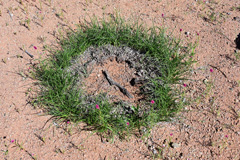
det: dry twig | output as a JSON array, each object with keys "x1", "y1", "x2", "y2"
[{"x1": 102, "y1": 70, "x2": 133, "y2": 98}]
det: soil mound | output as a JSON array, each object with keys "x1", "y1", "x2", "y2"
[{"x1": 66, "y1": 44, "x2": 163, "y2": 107}]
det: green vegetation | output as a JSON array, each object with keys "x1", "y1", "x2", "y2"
[{"x1": 32, "y1": 15, "x2": 196, "y2": 139}]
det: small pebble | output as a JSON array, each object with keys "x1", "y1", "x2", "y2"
[
  {"x1": 172, "y1": 143, "x2": 181, "y2": 148},
  {"x1": 185, "y1": 32, "x2": 190, "y2": 36},
  {"x1": 152, "y1": 148, "x2": 158, "y2": 155},
  {"x1": 235, "y1": 99, "x2": 239, "y2": 103},
  {"x1": 203, "y1": 79, "x2": 208, "y2": 84}
]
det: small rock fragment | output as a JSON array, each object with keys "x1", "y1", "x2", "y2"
[
  {"x1": 172, "y1": 143, "x2": 181, "y2": 148},
  {"x1": 185, "y1": 32, "x2": 190, "y2": 36},
  {"x1": 233, "y1": 17, "x2": 240, "y2": 23}
]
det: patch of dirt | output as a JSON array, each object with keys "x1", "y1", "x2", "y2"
[
  {"x1": 83, "y1": 58, "x2": 143, "y2": 105},
  {"x1": 0, "y1": 0, "x2": 240, "y2": 160}
]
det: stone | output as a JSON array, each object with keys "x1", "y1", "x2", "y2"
[{"x1": 172, "y1": 143, "x2": 181, "y2": 148}]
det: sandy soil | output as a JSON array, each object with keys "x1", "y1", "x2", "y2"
[{"x1": 0, "y1": 0, "x2": 240, "y2": 159}]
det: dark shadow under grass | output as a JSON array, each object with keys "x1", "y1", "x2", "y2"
[{"x1": 33, "y1": 15, "x2": 196, "y2": 139}]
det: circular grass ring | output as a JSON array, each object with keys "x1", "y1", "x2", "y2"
[{"x1": 34, "y1": 16, "x2": 195, "y2": 138}]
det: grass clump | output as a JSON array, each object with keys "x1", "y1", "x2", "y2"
[{"x1": 32, "y1": 15, "x2": 196, "y2": 139}]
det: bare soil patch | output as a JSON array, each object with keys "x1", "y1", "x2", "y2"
[
  {"x1": 0, "y1": 0, "x2": 239, "y2": 160},
  {"x1": 83, "y1": 58, "x2": 142, "y2": 104}
]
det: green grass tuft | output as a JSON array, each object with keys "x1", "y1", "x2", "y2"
[{"x1": 32, "y1": 14, "x2": 196, "y2": 139}]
